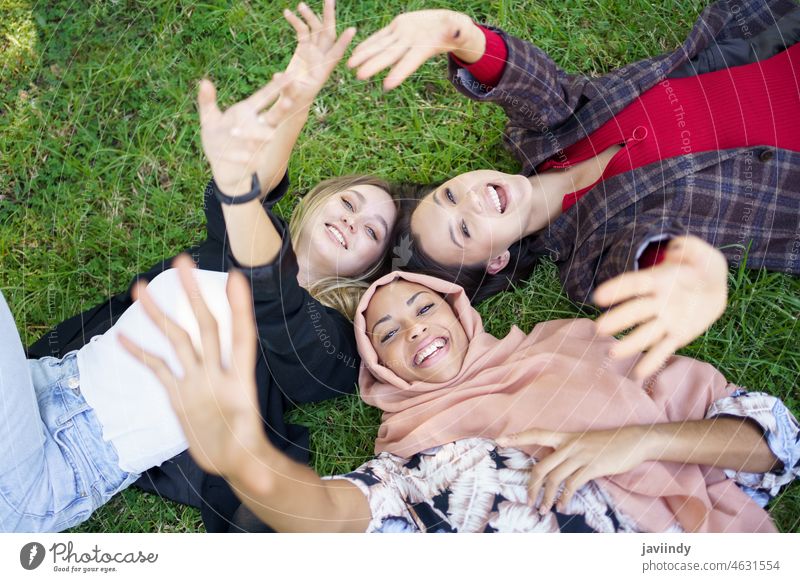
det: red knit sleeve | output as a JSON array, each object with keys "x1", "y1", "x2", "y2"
[
  {"x1": 638, "y1": 241, "x2": 669, "y2": 268},
  {"x1": 450, "y1": 25, "x2": 508, "y2": 88}
]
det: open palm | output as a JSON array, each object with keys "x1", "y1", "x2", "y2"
[{"x1": 283, "y1": 0, "x2": 356, "y2": 105}]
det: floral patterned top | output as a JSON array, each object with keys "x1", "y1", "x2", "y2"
[{"x1": 329, "y1": 391, "x2": 800, "y2": 533}]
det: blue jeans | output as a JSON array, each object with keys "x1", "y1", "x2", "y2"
[{"x1": 0, "y1": 352, "x2": 139, "y2": 532}]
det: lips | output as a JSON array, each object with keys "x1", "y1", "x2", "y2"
[
  {"x1": 325, "y1": 223, "x2": 348, "y2": 249},
  {"x1": 486, "y1": 184, "x2": 508, "y2": 214},
  {"x1": 413, "y1": 336, "x2": 449, "y2": 367}
]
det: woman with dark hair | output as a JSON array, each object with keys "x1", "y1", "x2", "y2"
[
  {"x1": 351, "y1": 0, "x2": 800, "y2": 378},
  {"x1": 17, "y1": 0, "x2": 400, "y2": 532}
]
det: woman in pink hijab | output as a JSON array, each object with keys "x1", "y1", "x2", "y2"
[{"x1": 127, "y1": 264, "x2": 799, "y2": 533}]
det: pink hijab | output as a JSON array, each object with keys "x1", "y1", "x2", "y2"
[{"x1": 354, "y1": 271, "x2": 775, "y2": 533}]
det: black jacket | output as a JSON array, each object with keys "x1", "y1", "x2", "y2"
[{"x1": 27, "y1": 176, "x2": 361, "y2": 531}]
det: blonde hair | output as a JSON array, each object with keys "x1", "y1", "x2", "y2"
[{"x1": 288, "y1": 175, "x2": 396, "y2": 321}]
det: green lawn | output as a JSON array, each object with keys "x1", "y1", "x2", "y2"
[{"x1": 2, "y1": 0, "x2": 798, "y2": 532}]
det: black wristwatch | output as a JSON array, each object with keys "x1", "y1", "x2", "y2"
[{"x1": 211, "y1": 173, "x2": 262, "y2": 205}]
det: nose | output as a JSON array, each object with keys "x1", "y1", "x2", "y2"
[
  {"x1": 465, "y1": 189, "x2": 483, "y2": 214},
  {"x1": 406, "y1": 323, "x2": 428, "y2": 342},
  {"x1": 340, "y1": 214, "x2": 357, "y2": 233}
]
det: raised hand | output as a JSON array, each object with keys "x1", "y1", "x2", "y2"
[
  {"x1": 119, "y1": 255, "x2": 265, "y2": 479},
  {"x1": 283, "y1": 0, "x2": 356, "y2": 105},
  {"x1": 593, "y1": 236, "x2": 729, "y2": 379},
  {"x1": 496, "y1": 427, "x2": 650, "y2": 513},
  {"x1": 348, "y1": 9, "x2": 485, "y2": 90},
  {"x1": 197, "y1": 73, "x2": 296, "y2": 196}
]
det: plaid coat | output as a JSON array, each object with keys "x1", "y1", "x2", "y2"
[{"x1": 448, "y1": 0, "x2": 800, "y2": 303}]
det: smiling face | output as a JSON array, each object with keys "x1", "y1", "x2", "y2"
[
  {"x1": 296, "y1": 184, "x2": 398, "y2": 279},
  {"x1": 364, "y1": 280, "x2": 469, "y2": 384},
  {"x1": 410, "y1": 170, "x2": 535, "y2": 273}
]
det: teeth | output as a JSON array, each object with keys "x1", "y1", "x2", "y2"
[
  {"x1": 415, "y1": 338, "x2": 446, "y2": 365},
  {"x1": 488, "y1": 185, "x2": 502, "y2": 213},
  {"x1": 327, "y1": 225, "x2": 346, "y2": 248}
]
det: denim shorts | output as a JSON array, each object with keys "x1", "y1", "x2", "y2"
[{"x1": 0, "y1": 352, "x2": 139, "y2": 532}]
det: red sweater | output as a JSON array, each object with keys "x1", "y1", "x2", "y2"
[{"x1": 456, "y1": 27, "x2": 800, "y2": 266}]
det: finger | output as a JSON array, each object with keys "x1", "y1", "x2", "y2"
[
  {"x1": 348, "y1": 27, "x2": 394, "y2": 68},
  {"x1": 135, "y1": 281, "x2": 199, "y2": 370},
  {"x1": 119, "y1": 333, "x2": 180, "y2": 395},
  {"x1": 592, "y1": 270, "x2": 657, "y2": 307},
  {"x1": 356, "y1": 43, "x2": 411, "y2": 81},
  {"x1": 633, "y1": 337, "x2": 680, "y2": 379},
  {"x1": 197, "y1": 79, "x2": 222, "y2": 126},
  {"x1": 595, "y1": 297, "x2": 658, "y2": 337},
  {"x1": 611, "y1": 319, "x2": 667, "y2": 359},
  {"x1": 297, "y1": 2, "x2": 323, "y2": 35},
  {"x1": 283, "y1": 8, "x2": 310, "y2": 42},
  {"x1": 558, "y1": 468, "x2": 590, "y2": 511},
  {"x1": 330, "y1": 26, "x2": 357, "y2": 60},
  {"x1": 496, "y1": 428, "x2": 566, "y2": 448},
  {"x1": 539, "y1": 460, "x2": 581, "y2": 514},
  {"x1": 527, "y1": 446, "x2": 569, "y2": 508},
  {"x1": 322, "y1": 0, "x2": 336, "y2": 31},
  {"x1": 174, "y1": 254, "x2": 221, "y2": 370},
  {"x1": 243, "y1": 73, "x2": 292, "y2": 112},
  {"x1": 227, "y1": 270, "x2": 258, "y2": 373},
  {"x1": 384, "y1": 46, "x2": 435, "y2": 90}
]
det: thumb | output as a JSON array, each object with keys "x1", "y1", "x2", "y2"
[
  {"x1": 496, "y1": 428, "x2": 565, "y2": 448},
  {"x1": 197, "y1": 78, "x2": 222, "y2": 125}
]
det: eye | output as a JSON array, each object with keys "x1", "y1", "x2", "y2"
[
  {"x1": 366, "y1": 226, "x2": 378, "y2": 241},
  {"x1": 417, "y1": 303, "x2": 434, "y2": 316},
  {"x1": 381, "y1": 328, "x2": 397, "y2": 343},
  {"x1": 460, "y1": 220, "x2": 470, "y2": 239},
  {"x1": 445, "y1": 188, "x2": 456, "y2": 204},
  {"x1": 342, "y1": 197, "x2": 354, "y2": 212}
]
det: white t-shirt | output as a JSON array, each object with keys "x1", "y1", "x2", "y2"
[{"x1": 76, "y1": 269, "x2": 233, "y2": 474}]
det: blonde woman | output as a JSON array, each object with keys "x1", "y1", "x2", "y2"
[{"x1": 20, "y1": 1, "x2": 398, "y2": 532}]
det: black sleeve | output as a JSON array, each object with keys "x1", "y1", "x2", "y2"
[{"x1": 230, "y1": 212, "x2": 360, "y2": 403}]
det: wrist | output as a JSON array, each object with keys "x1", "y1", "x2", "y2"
[
  {"x1": 450, "y1": 16, "x2": 486, "y2": 63},
  {"x1": 222, "y1": 424, "x2": 277, "y2": 494},
  {"x1": 623, "y1": 425, "x2": 660, "y2": 463},
  {"x1": 216, "y1": 177, "x2": 254, "y2": 198}
]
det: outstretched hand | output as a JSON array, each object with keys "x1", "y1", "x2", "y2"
[
  {"x1": 198, "y1": 73, "x2": 297, "y2": 196},
  {"x1": 593, "y1": 236, "x2": 729, "y2": 379},
  {"x1": 348, "y1": 9, "x2": 484, "y2": 90},
  {"x1": 119, "y1": 255, "x2": 265, "y2": 479},
  {"x1": 283, "y1": 0, "x2": 356, "y2": 104},
  {"x1": 497, "y1": 427, "x2": 650, "y2": 513}
]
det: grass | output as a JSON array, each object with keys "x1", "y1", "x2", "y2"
[{"x1": 1, "y1": 0, "x2": 797, "y2": 532}]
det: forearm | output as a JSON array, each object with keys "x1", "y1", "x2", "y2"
[
  {"x1": 225, "y1": 438, "x2": 372, "y2": 533},
  {"x1": 257, "y1": 101, "x2": 311, "y2": 193},
  {"x1": 638, "y1": 417, "x2": 780, "y2": 474},
  {"x1": 220, "y1": 201, "x2": 282, "y2": 267}
]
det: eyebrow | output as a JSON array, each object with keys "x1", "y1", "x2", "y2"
[
  {"x1": 371, "y1": 315, "x2": 391, "y2": 334},
  {"x1": 351, "y1": 189, "x2": 366, "y2": 205},
  {"x1": 433, "y1": 191, "x2": 442, "y2": 206},
  {"x1": 406, "y1": 291, "x2": 427, "y2": 305}
]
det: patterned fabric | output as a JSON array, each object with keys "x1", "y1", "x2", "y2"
[
  {"x1": 448, "y1": 0, "x2": 800, "y2": 303},
  {"x1": 332, "y1": 438, "x2": 648, "y2": 533},
  {"x1": 331, "y1": 390, "x2": 799, "y2": 533},
  {"x1": 707, "y1": 390, "x2": 800, "y2": 506}
]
